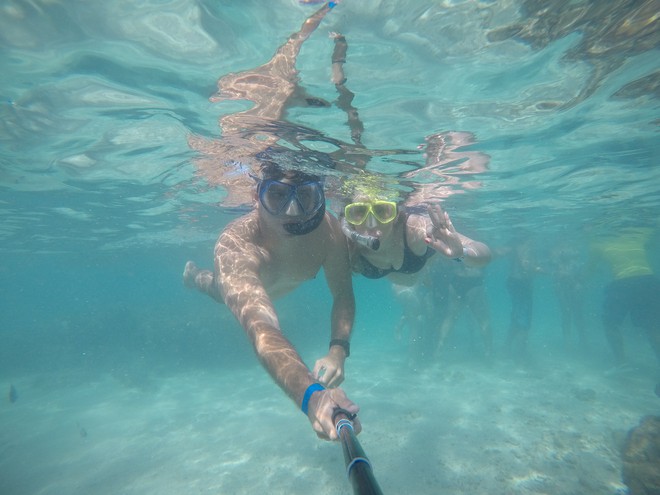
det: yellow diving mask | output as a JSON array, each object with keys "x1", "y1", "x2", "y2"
[{"x1": 344, "y1": 200, "x2": 398, "y2": 225}]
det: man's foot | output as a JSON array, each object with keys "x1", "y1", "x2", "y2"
[{"x1": 183, "y1": 261, "x2": 200, "y2": 288}]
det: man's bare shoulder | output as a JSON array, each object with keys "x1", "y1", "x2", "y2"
[
  {"x1": 318, "y1": 213, "x2": 350, "y2": 258},
  {"x1": 215, "y1": 212, "x2": 264, "y2": 256},
  {"x1": 324, "y1": 211, "x2": 342, "y2": 230},
  {"x1": 315, "y1": 213, "x2": 343, "y2": 243}
]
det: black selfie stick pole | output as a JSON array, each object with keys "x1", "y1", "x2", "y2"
[{"x1": 333, "y1": 408, "x2": 384, "y2": 495}]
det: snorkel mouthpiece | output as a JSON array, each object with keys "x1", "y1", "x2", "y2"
[
  {"x1": 284, "y1": 202, "x2": 325, "y2": 235},
  {"x1": 341, "y1": 217, "x2": 380, "y2": 251}
]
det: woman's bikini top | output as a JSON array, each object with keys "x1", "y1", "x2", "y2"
[{"x1": 357, "y1": 217, "x2": 435, "y2": 279}]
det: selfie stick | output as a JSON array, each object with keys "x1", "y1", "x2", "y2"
[{"x1": 333, "y1": 409, "x2": 384, "y2": 495}]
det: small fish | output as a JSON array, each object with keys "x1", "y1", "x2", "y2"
[
  {"x1": 8, "y1": 384, "x2": 18, "y2": 403},
  {"x1": 655, "y1": 382, "x2": 660, "y2": 398}
]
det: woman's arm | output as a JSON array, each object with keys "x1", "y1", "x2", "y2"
[
  {"x1": 407, "y1": 204, "x2": 491, "y2": 267},
  {"x1": 457, "y1": 233, "x2": 492, "y2": 267}
]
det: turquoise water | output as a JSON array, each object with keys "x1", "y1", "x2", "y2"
[{"x1": 1, "y1": 1, "x2": 659, "y2": 494}]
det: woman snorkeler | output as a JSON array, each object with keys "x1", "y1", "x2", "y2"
[{"x1": 341, "y1": 193, "x2": 491, "y2": 284}]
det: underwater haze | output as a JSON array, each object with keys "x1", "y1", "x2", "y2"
[{"x1": 1, "y1": 1, "x2": 659, "y2": 494}]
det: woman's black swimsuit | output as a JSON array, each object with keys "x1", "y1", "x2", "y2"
[{"x1": 358, "y1": 220, "x2": 434, "y2": 279}]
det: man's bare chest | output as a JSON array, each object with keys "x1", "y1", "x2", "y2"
[{"x1": 260, "y1": 248, "x2": 323, "y2": 294}]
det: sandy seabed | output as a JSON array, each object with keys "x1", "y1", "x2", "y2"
[{"x1": 1, "y1": 345, "x2": 658, "y2": 495}]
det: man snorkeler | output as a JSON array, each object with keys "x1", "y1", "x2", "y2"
[{"x1": 184, "y1": 163, "x2": 359, "y2": 440}]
